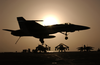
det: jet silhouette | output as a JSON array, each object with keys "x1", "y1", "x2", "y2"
[
  {"x1": 55, "y1": 43, "x2": 69, "y2": 52},
  {"x1": 3, "y1": 17, "x2": 90, "y2": 45},
  {"x1": 35, "y1": 44, "x2": 50, "y2": 53},
  {"x1": 77, "y1": 45, "x2": 94, "y2": 52}
]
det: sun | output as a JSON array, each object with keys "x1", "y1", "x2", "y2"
[{"x1": 43, "y1": 17, "x2": 59, "y2": 26}]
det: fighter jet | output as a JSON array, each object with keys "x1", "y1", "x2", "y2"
[
  {"x1": 55, "y1": 43, "x2": 69, "y2": 52},
  {"x1": 77, "y1": 45, "x2": 94, "y2": 52},
  {"x1": 3, "y1": 17, "x2": 90, "y2": 45}
]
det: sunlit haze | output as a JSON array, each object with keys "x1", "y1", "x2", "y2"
[{"x1": 43, "y1": 16, "x2": 59, "y2": 26}]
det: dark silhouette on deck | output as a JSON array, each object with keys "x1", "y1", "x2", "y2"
[
  {"x1": 97, "y1": 48, "x2": 100, "y2": 51},
  {"x1": 3, "y1": 17, "x2": 90, "y2": 45},
  {"x1": 22, "y1": 44, "x2": 50, "y2": 53},
  {"x1": 33, "y1": 44, "x2": 51, "y2": 53},
  {"x1": 77, "y1": 45, "x2": 94, "y2": 52},
  {"x1": 1, "y1": 51, "x2": 100, "y2": 65},
  {"x1": 55, "y1": 43, "x2": 69, "y2": 52},
  {"x1": 22, "y1": 48, "x2": 31, "y2": 53}
]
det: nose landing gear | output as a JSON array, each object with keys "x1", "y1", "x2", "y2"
[
  {"x1": 60, "y1": 32, "x2": 69, "y2": 40},
  {"x1": 65, "y1": 37, "x2": 68, "y2": 40}
]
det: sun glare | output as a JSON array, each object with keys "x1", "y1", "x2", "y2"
[{"x1": 43, "y1": 17, "x2": 59, "y2": 26}]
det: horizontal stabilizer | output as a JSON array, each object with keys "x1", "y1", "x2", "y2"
[
  {"x1": 32, "y1": 20, "x2": 43, "y2": 22},
  {"x1": 17, "y1": 17, "x2": 43, "y2": 22},
  {"x1": 44, "y1": 35, "x2": 55, "y2": 38},
  {"x1": 2, "y1": 29, "x2": 14, "y2": 32}
]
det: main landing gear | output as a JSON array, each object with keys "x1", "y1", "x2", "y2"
[{"x1": 39, "y1": 38, "x2": 44, "y2": 45}]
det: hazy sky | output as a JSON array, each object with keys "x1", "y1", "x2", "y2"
[{"x1": 0, "y1": 0, "x2": 100, "y2": 52}]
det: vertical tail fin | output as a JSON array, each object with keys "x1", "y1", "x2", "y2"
[
  {"x1": 17, "y1": 17, "x2": 30, "y2": 34},
  {"x1": 17, "y1": 17, "x2": 26, "y2": 22},
  {"x1": 17, "y1": 17, "x2": 26, "y2": 30}
]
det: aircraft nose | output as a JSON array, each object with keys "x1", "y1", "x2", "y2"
[
  {"x1": 80, "y1": 26, "x2": 90, "y2": 30},
  {"x1": 76, "y1": 25, "x2": 90, "y2": 31},
  {"x1": 84, "y1": 26, "x2": 90, "y2": 30}
]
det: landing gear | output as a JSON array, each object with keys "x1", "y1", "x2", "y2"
[
  {"x1": 60, "y1": 32, "x2": 69, "y2": 40},
  {"x1": 65, "y1": 37, "x2": 68, "y2": 40},
  {"x1": 39, "y1": 38, "x2": 44, "y2": 45},
  {"x1": 65, "y1": 33, "x2": 68, "y2": 40}
]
